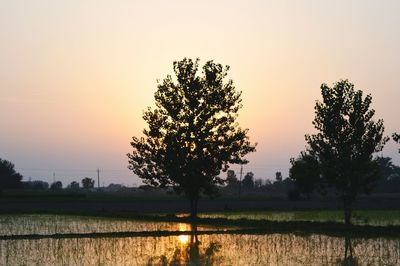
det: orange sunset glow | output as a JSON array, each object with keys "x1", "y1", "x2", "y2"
[{"x1": 1, "y1": 0, "x2": 399, "y2": 186}]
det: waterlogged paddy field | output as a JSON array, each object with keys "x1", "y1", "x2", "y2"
[
  {"x1": 199, "y1": 210, "x2": 400, "y2": 226},
  {"x1": 0, "y1": 215, "x2": 214, "y2": 236},
  {"x1": 0, "y1": 215, "x2": 399, "y2": 265}
]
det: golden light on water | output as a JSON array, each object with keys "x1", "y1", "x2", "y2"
[
  {"x1": 178, "y1": 223, "x2": 190, "y2": 245},
  {"x1": 179, "y1": 234, "x2": 189, "y2": 244}
]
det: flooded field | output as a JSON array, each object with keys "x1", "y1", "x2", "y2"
[
  {"x1": 199, "y1": 209, "x2": 400, "y2": 226},
  {"x1": 0, "y1": 215, "x2": 399, "y2": 265},
  {"x1": 0, "y1": 214, "x2": 212, "y2": 235}
]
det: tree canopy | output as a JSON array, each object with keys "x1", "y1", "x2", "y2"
[
  {"x1": 81, "y1": 177, "x2": 95, "y2": 190},
  {"x1": 50, "y1": 181, "x2": 63, "y2": 190},
  {"x1": 0, "y1": 158, "x2": 23, "y2": 190},
  {"x1": 68, "y1": 181, "x2": 80, "y2": 190},
  {"x1": 127, "y1": 58, "x2": 256, "y2": 217},
  {"x1": 242, "y1": 172, "x2": 255, "y2": 190},
  {"x1": 305, "y1": 80, "x2": 388, "y2": 225},
  {"x1": 289, "y1": 151, "x2": 321, "y2": 199}
]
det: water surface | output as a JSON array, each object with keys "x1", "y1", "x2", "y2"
[{"x1": 0, "y1": 215, "x2": 399, "y2": 265}]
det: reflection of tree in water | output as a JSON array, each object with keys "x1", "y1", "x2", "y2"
[
  {"x1": 146, "y1": 224, "x2": 222, "y2": 266},
  {"x1": 338, "y1": 236, "x2": 359, "y2": 266}
]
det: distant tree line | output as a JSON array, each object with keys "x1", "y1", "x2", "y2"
[
  {"x1": 221, "y1": 170, "x2": 295, "y2": 197},
  {"x1": 20, "y1": 177, "x2": 97, "y2": 191},
  {"x1": 0, "y1": 159, "x2": 100, "y2": 194}
]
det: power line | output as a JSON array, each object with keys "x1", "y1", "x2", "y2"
[
  {"x1": 16, "y1": 168, "x2": 130, "y2": 172},
  {"x1": 17, "y1": 164, "x2": 288, "y2": 173}
]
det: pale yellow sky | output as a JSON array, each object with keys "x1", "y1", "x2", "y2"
[{"x1": 1, "y1": 1, "x2": 399, "y2": 185}]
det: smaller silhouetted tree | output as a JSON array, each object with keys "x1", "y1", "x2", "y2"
[
  {"x1": 242, "y1": 172, "x2": 254, "y2": 190},
  {"x1": 68, "y1": 181, "x2": 80, "y2": 190},
  {"x1": 306, "y1": 80, "x2": 388, "y2": 225},
  {"x1": 375, "y1": 157, "x2": 400, "y2": 193},
  {"x1": 275, "y1": 172, "x2": 283, "y2": 182},
  {"x1": 226, "y1": 170, "x2": 238, "y2": 187},
  {"x1": 0, "y1": 158, "x2": 23, "y2": 190},
  {"x1": 50, "y1": 181, "x2": 63, "y2": 190},
  {"x1": 289, "y1": 152, "x2": 321, "y2": 199},
  {"x1": 82, "y1": 177, "x2": 95, "y2": 189},
  {"x1": 375, "y1": 157, "x2": 396, "y2": 179},
  {"x1": 272, "y1": 171, "x2": 285, "y2": 192}
]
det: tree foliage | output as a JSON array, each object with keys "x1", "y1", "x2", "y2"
[
  {"x1": 0, "y1": 158, "x2": 23, "y2": 190},
  {"x1": 81, "y1": 177, "x2": 95, "y2": 189},
  {"x1": 394, "y1": 133, "x2": 400, "y2": 153},
  {"x1": 68, "y1": 181, "x2": 80, "y2": 190},
  {"x1": 275, "y1": 172, "x2": 283, "y2": 182},
  {"x1": 375, "y1": 157, "x2": 398, "y2": 179},
  {"x1": 226, "y1": 170, "x2": 238, "y2": 187},
  {"x1": 242, "y1": 172, "x2": 254, "y2": 190},
  {"x1": 127, "y1": 58, "x2": 256, "y2": 217},
  {"x1": 306, "y1": 80, "x2": 388, "y2": 225},
  {"x1": 50, "y1": 181, "x2": 62, "y2": 190},
  {"x1": 375, "y1": 156, "x2": 400, "y2": 193},
  {"x1": 289, "y1": 151, "x2": 321, "y2": 199}
]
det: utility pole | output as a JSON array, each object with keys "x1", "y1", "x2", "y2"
[
  {"x1": 53, "y1": 172, "x2": 55, "y2": 184},
  {"x1": 97, "y1": 168, "x2": 100, "y2": 190},
  {"x1": 239, "y1": 165, "x2": 243, "y2": 198}
]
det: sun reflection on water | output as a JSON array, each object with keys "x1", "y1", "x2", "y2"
[
  {"x1": 179, "y1": 234, "x2": 189, "y2": 244},
  {"x1": 178, "y1": 223, "x2": 190, "y2": 245}
]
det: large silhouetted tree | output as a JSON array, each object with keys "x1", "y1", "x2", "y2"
[
  {"x1": 306, "y1": 80, "x2": 388, "y2": 225},
  {"x1": 0, "y1": 158, "x2": 23, "y2": 191},
  {"x1": 127, "y1": 58, "x2": 256, "y2": 217},
  {"x1": 289, "y1": 151, "x2": 321, "y2": 199}
]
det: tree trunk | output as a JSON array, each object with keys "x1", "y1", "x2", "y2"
[
  {"x1": 343, "y1": 198, "x2": 353, "y2": 226},
  {"x1": 344, "y1": 236, "x2": 353, "y2": 259},
  {"x1": 190, "y1": 196, "x2": 199, "y2": 219}
]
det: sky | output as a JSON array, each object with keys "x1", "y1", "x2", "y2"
[{"x1": 1, "y1": 0, "x2": 399, "y2": 187}]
